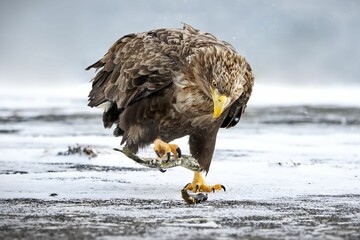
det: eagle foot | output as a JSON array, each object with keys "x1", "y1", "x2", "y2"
[
  {"x1": 153, "y1": 139, "x2": 181, "y2": 161},
  {"x1": 185, "y1": 172, "x2": 226, "y2": 193}
]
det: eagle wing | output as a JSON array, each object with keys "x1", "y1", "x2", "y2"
[
  {"x1": 87, "y1": 32, "x2": 180, "y2": 109},
  {"x1": 86, "y1": 24, "x2": 236, "y2": 109}
]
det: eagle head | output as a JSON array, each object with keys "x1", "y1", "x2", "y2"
[{"x1": 198, "y1": 46, "x2": 247, "y2": 119}]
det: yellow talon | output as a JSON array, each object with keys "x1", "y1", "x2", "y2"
[
  {"x1": 153, "y1": 138, "x2": 181, "y2": 160},
  {"x1": 185, "y1": 172, "x2": 226, "y2": 193}
]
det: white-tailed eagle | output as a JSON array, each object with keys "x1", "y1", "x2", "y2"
[{"x1": 86, "y1": 24, "x2": 254, "y2": 195}]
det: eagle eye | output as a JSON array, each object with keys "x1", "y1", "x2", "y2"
[{"x1": 212, "y1": 80, "x2": 217, "y2": 88}]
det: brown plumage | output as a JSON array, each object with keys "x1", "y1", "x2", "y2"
[{"x1": 87, "y1": 24, "x2": 254, "y2": 172}]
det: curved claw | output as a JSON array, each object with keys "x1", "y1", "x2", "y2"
[
  {"x1": 176, "y1": 147, "x2": 182, "y2": 158},
  {"x1": 195, "y1": 184, "x2": 200, "y2": 193},
  {"x1": 166, "y1": 152, "x2": 171, "y2": 162},
  {"x1": 159, "y1": 168, "x2": 167, "y2": 173},
  {"x1": 155, "y1": 150, "x2": 161, "y2": 158},
  {"x1": 221, "y1": 185, "x2": 226, "y2": 191}
]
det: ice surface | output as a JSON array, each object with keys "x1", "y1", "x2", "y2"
[
  {"x1": 1, "y1": 84, "x2": 359, "y2": 200},
  {"x1": 0, "y1": 84, "x2": 359, "y2": 239}
]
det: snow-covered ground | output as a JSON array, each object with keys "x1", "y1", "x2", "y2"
[
  {"x1": 0, "y1": 108, "x2": 359, "y2": 201},
  {"x1": 0, "y1": 85, "x2": 359, "y2": 239}
]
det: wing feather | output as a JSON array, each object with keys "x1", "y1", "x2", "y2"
[{"x1": 87, "y1": 32, "x2": 179, "y2": 108}]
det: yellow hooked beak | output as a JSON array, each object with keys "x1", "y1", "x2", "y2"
[{"x1": 211, "y1": 87, "x2": 228, "y2": 119}]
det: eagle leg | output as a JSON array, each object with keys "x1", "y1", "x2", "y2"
[
  {"x1": 153, "y1": 138, "x2": 181, "y2": 161},
  {"x1": 185, "y1": 172, "x2": 226, "y2": 193}
]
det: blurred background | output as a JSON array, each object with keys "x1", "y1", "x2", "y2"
[{"x1": 0, "y1": 0, "x2": 359, "y2": 105}]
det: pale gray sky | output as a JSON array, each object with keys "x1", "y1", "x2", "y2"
[{"x1": 0, "y1": 0, "x2": 359, "y2": 86}]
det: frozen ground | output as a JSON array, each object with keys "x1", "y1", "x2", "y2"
[{"x1": 0, "y1": 86, "x2": 360, "y2": 239}]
